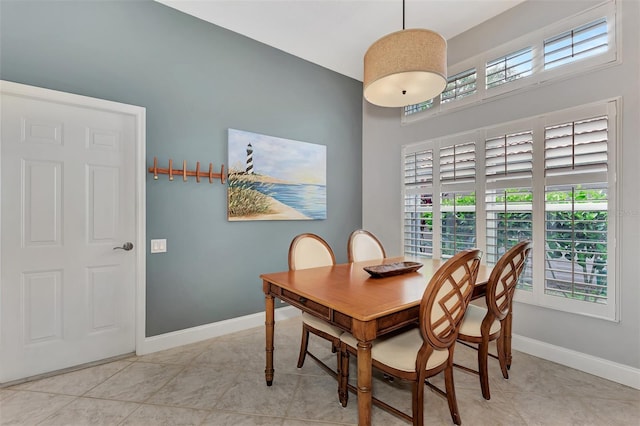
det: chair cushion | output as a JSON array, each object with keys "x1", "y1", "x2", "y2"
[
  {"x1": 302, "y1": 312, "x2": 343, "y2": 338},
  {"x1": 458, "y1": 304, "x2": 501, "y2": 338},
  {"x1": 341, "y1": 329, "x2": 449, "y2": 373}
]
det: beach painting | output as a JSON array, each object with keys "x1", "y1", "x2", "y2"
[{"x1": 227, "y1": 129, "x2": 327, "y2": 221}]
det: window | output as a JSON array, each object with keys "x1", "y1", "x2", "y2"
[
  {"x1": 486, "y1": 48, "x2": 533, "y2": 89},
  {"x1": 486, "y1": 188, "x2": 533, "y2": 290},
  {"x1": 485, "y1": 130, "x2": 534, "y2": 289},
  {"x1": 404, "y1": 99, "x2": 433, "y2": 117},
  {"x1": 440, "y1": 142, "x2": 476, "y2": 258},
  {"x1": 402, "y1": 1, "x2": 617, "y2": 122},
  {"x1": 544, "y1": 18, "x2": 608, "y2": 70},
  {"x1": 543, "y1": 112, "x2": 610, "y2": 307},
  {"x1": 402, "y1": 101, "x2": 617, "y2": 319},
  {"x1": 441, "y1": 69, "x2": 477, "y2": 104},
  {"x1": 404, "y1": 150, "x2": 434, "y2": 257},
  {"x1": 544, "y1": 183, "x2": 608, "y2": 303},
  {"x1": 441, "y1": 191, "x2": 476, "y2": 258}
]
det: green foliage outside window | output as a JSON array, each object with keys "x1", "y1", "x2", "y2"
[{"x1": 416, "y1": 187, "x2": 608, "y2": 302}]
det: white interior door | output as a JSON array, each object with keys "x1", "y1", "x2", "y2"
[{"x1": 0, "y1": 82, "x2": 144, "y2": 383}]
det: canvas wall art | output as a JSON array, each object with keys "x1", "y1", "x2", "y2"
[{"x1": 227, "y1": 129, "x2": 327, "y2": 221}]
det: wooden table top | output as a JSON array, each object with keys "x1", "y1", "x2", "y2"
[{"x1": 261, "y1": 257, "x2": 491, "y2": 322}]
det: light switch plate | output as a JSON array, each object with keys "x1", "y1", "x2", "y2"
[{"x1": 150, "y1": 239, "x2": 167, "y2": 253}]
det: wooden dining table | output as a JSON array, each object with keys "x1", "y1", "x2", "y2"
[{"x1": 261, "y1": 257, "x2": 493, "y2": 426}]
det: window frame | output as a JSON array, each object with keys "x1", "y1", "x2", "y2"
[
  {"x1": 401, "y1": 99, "x2": 619, "y2": 321},
  {"x1": 402, "y1": 0, "x2": 619, "y2": 124}
]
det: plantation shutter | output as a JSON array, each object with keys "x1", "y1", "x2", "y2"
[
  {"x1": 484, "y1": 129, "x2": 533, "y2": 289},
  {"x1": 544, "y1": 116, "x2": 608, "y2": 178},
  {"x1": 441, "y1": 68, "x2": 477, "y2": 104},
  {"x1": 486, "y1": 47, "x2": 533, "y2": 89},
  {"x1": 485, "y1": 131, "x2": 533, "y2": 181},
  {"x1": 404, "y1": 149, "x2": 434, "y2": 257},
  {"x1": 543, "y1": 102, "x2": 614, "y2": 306},
  {"x1": 439, "y1": 141, "x2": 476, "y2": 258},
  {"x1": 440, "y1": 142, "x2": 476, "y2": 184},
  {"x1": 544, "y1": 18, "x2": 608, "y2": 70}
]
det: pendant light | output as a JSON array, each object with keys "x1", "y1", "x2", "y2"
[{"x1": 363, "y1": 0, "x2": 447, "y2": 108}]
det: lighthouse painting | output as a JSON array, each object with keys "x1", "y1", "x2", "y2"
[{"x1": 227, "y1": 128, "x2": 327, "y2": 221}]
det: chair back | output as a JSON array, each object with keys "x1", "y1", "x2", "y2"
[
  {"x1": 288, "y1": 233, "x2": 336, "y2": 271},
  {"x1": 347, "y1": 229, "x2": 386, "y2": 262},
  {"x1": 486, "y1": 240, "x2": 532, "y2": 322},
  {"x1": 419, "y1": 249, "x2": 482, "y2": 350}
]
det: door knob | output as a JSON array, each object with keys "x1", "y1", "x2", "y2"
[{"x1": 113, "y1": 242, "x2": 134, "y2": 251}]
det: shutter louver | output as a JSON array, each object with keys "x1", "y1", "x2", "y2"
[
  {"x1": 404, "y1": 150, "x2": 433, "y2": 188},
  {"x1": 485, "y1": 131, "x2": 533, "y2": 180},
  {"x1": 440, "y1": 142, "x2": 476, "y2": 183},
  {"x1": 545, "y1": 116, "x2": 608, "y2": 176},
  {"x1": 404, "y1": 193, "x2": 434, "y2": 257}
]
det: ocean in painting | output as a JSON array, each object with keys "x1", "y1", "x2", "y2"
[{"x1": 248, "y1": 182, "x2": 326, "y2": 219}]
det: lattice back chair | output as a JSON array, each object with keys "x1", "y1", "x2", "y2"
[
  {"x1": 288, "y1": 233, "x2": 343, "y2": 377},
  {"x1": 339, "y1": 249, "x2": 482, "y2": 425},
  {"x1": 456, "y1": 240, "x2": 532, "y2": 400},
  {"x1": 347, "y1": 229, "x2": 386, "y2": 262}
]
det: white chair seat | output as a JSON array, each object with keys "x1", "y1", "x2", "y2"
[
  {"x1": 458, "y1": 304, "x2": 501, "y2": 337},
  {"x1": 341, "y1": 329, "x2": 449, "y2": 372},
  {"x1": 302, "y1": 312, "x2": 343, "y2": 338}
]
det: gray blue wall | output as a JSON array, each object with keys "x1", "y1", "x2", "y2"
[
  {"x1": 362, "y1": 0, "x2": 640, "y2": 369},
  {"x1": 1, "y1": 0, "x2": 363, "y2": 336}
]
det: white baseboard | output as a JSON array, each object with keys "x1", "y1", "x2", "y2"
[
  {"x1": 512, "y1": 333, "x2": 640, "y2": 390},
  {"x1": 137, "y1": 306, "x2": 300, "y2": 355}
]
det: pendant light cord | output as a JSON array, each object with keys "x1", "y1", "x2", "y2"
[{"x1": 402, "y1": 0, "x2": 405, "y2": 30}]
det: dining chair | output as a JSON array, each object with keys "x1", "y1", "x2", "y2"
[
  {"x1": 288, "y1": 233, "x2": 343, "y2": 377},
  {"x1": 339, "y1": 249, "x2": 482, "y2": 425},
  {"x1": 347, "y1": 229, "x2": 386, "y2": 262},
  {"x1": 456, "y1": 240, "x2": 532, "y2": 400}
]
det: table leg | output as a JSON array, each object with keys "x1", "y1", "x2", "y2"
[
  {"x1": 339, "y1": 343, "x2": 349, "y2": 407},
  {"x1": 356, "y1": 340, "x2": 373, "y2": 426},
  {"x1": 265, "y1": 293, "x2": 275, "y2": 386}
]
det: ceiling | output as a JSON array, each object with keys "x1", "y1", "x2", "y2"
[{"x1": 155, "y1": 0, "x2": 527, "y2": 81}]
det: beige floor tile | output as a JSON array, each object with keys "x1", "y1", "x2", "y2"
[
  {"x1": 192, "y1": 334, "x2": 267, "y2": 373},
  {"x1": 134, "y1": 339, "x2": 213, "y2": 365},
  {"x1": 146, "y1": 364, "x2": 238, "y2": 409},
  {"x1": 202, "y1": 411, "x2": 285, "y2": 425},
  {"x1": 214, "y1": 370, "x2": 299, "y2": 417},
  {"x1": 0, "y1": 389, "x2": 16, "y2": 402},
  {"x1": 84, "y1": 362, "x2": 183, "y2": 402},
  {"x1": 0, "y1": 391, "x2": 75, "y2": 425},
  {"x1": 283, "y1": 421, "x2": 356, "y2": 426},
  {"x1": 10, "y1": 361, "x2": 132, "y2": 396},
  {"x1": 586, "y1": 397, "x2": 640, "y2": 425},
  {"x1": 507, "y1": 391, "x2": 609, "y2": 426},
  {"x1": 120, "y1": 404, "x2": 209, "y2": 425},
  {"x1": 286, "y1": 374, "x2": 358, "y2": 424},
  {"x1": 36, "y1": 397, "x2": 139, "y2": 425}
]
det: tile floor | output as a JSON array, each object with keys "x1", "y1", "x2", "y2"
[{"x1": 1, "y1": 316, "x2": 638, "y2": 425}]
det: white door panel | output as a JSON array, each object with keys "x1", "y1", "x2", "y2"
[{"x1": 1, "y1": 83, "x2": 143, "y2": 382}]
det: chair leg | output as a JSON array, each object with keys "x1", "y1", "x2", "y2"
[
  {"x1": 497, "y1": 330, "x2": 509, "y2": 379},
  {"x1": 338, "y1": 343, "x2": 350, "y2": 407},
  {"x1": 443, "y1": 365, "x2": 462, "y2": 426},
  {"x1": 478, "y1": 339, "x2": 491, "y2": 400},
  {"x1": 505, "y1": 312, "x2": 513, "y2": 370},
  {"x1": 413, "y1": 372, "x2": 425, "y2": 426},
  {"x1": 297, "y1": 325, "x2": 310, "y2": 368}
]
